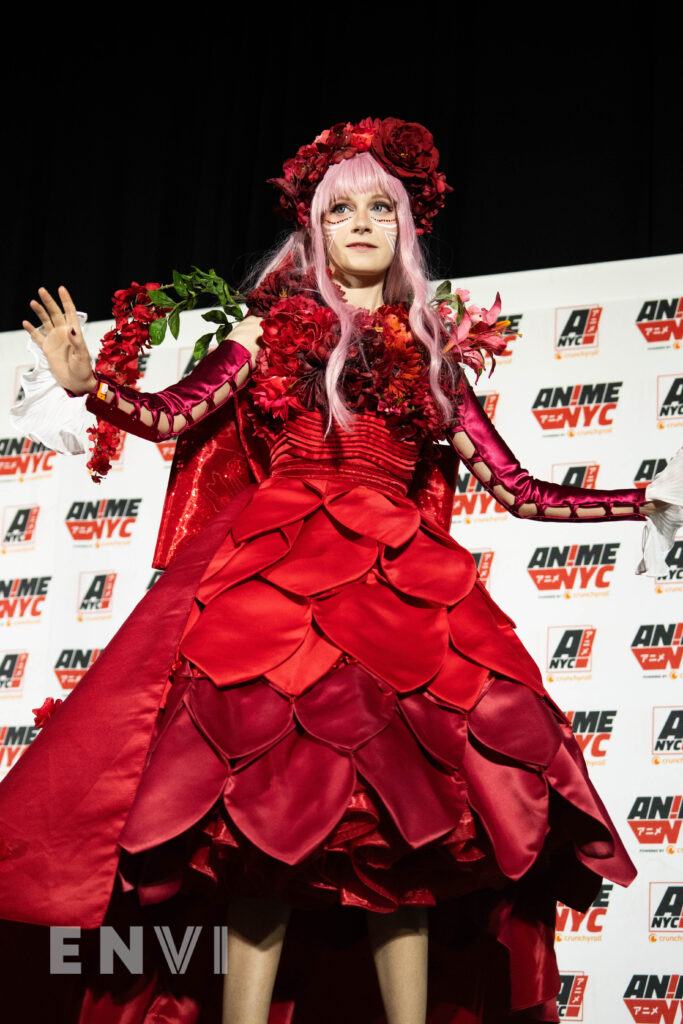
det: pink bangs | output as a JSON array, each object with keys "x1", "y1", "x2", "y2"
[{"x1": 310, "y1": 152, "x2": 405, "y2": 219}]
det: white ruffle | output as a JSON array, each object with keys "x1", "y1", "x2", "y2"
[
  {"x1": 9, "y1": 313, "x2": 96, "y2": 455},
  {"x1": 637, "y1": 446, "x2": 683, "y2": 577}
]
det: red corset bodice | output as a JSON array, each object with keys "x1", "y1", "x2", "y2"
[{"x1": 267, "y1": 408, "x2": 421, "y2": 499}]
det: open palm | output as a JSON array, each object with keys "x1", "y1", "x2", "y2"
[{"x1": 22, "y1": 286, "x2": 96, "y2": 395}]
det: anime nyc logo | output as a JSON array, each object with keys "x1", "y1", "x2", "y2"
[
  {"x1": 632, "y1": 624, "x2": 683, "y2": 677},
  {"x1": 77, "y1": 573, "x2": 117, "y2": 621},
  {"x1": 636, "y1": 297, "x2": 683, "y2": 347},
  {"x1": 0, "y1": 652, "x2": 28, "y2": 695},
  {"x1": 0, "y1": 437, "x2": 55, "y2": 481},
  {"x1": 565, "y1": 710, "x2": 615, "y2": 766},
  {"x1": 531, "y1": 382, "x2": 621, "y2": 436},
  {"x1": 635, "y1": 458, "x2": 669, "y2": 489},
  {"x1": 624, "y1": 975, "x2": 683, "y2": 1023},
  {"x1": 453, "y1": 472, "x2": 506, "y2": 521},
  {"x1": 452, "y1": 394, "x2": 502, "y2": 521},
  {"x1": 652, "y1": 708, "x2": 683, "y2": 764},
  {"x1": 628, "y1": 796, "x2": 683, "y2": 853},
  {"x1": 556, "y1": 884, "x2": 612, "y2": 941},
  {"x1": 494, "y1": 312, "x2": 523, "y2": 362},
  {"x1": 658, "y1": 376, "x2": 683, "y2": 426},
  {"x1": 554, "y1": 306, "x2": 602, "y2": 357},
  {"x1": 552, "y1": 463, "x2": 599, "y2": 489},
  {"x1": 528, "y1": 544, "x2": 619, "y2": 597},
  {"x1": 655, "y1": 543, "x2": 683, "y2": 593},
  {"x1": 2, "y1": 505, "x2": 39, "y2": 551},
  {"x1": 470, "y1": 551, "x2": 494, "y2": 588},
  {"x1": 65, "y1": 498, "x2": 142, "y2": 545},
  {"x1": 546, "y1": 627, "x2": 596, "y2": 680},
  {"x1": 557, "y1": 972, "x2": 588, "y2": 1019},
  {"x1": 649, "y1": 884, "x2": 683, "y2": 939},
  {"x1": 0, "y1": 577, "x2": 51, "y2": 624},
  {"x1": 54, "y1": 649, "x2": 101, "y2": 690},
  {"x1": 0, "y1": 723, "x2": 37, "y2": 771}
]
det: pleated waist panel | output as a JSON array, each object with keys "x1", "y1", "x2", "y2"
[{"x1": 269, "y1": 409, "x2": 420, "y2": 498}]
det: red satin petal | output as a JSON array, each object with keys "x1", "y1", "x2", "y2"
[
  {"x1": 313, "y1": 579, "x2": 448, "y2": 690},
  {"x1": 381, "y1": 527, "x2": 477, "y2": 605},
  {"x1": 118, "y1": 705, "x2": 228, "y2": 854},
  {"x1": 354, "y1": 714, "x2": 463, "y2": 847},
  {"x1": 184, "y1": 678, "x2": 294, "y2": 760},
  {"x1": 295, "y1": 663, "x2": 395, "y2": 752},
  {"x1": 197, "y1": 527, "x2": 298, "y2": 604},
  {"x1": 399, "y1": 691, "x2": 468, "y2": 770},
  {"x1": 231, "y1": 477, "x2": 323, "y2": 543},
  {"x1": 325, "y1": 486, "x2": 420, "y2": 547},
  {"x1": 262, "y1": 507, "x2": 378, "y2": 596},
  {"x1": 460, "y1": 739, "x2": 549, "y2": 880},
  {"x1": 264, "y1": 624, "x2": 342, "y2": 696},
  {"x1": 224, "y1": 731, "x2": 355, "y2": 864},
  {"x1": 468, "y1": 678, "x2": 562, "y2": 768},
  {"x1": 448, "y1": 584, "x2": 543, "y2": 694},
  {"x1": 426, "y1": 644, "x2": 492, "y2": 711},
  {"x1": 180, "y1": 579, "x2": 311, "y2": 685},
  {"x1": 546, "y1": 740, "x2": 636, "y2": 886}
]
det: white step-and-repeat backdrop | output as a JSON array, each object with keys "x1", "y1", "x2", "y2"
[{"x1": 1, "y1": 253, "x2": 682, "y2": 1021}]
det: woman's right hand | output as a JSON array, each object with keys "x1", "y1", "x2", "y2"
[{"x1": 22, "y1": 285, "x2": 97, "y2": 395}]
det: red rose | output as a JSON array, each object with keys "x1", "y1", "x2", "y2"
[
  {"x1": 371, "y1": 119, "x2": 439, "y2": 180},
  {"x1": 32, "y1": 696, "x2": 64, "y2": 729}
]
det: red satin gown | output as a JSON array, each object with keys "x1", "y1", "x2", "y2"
[{"x1": 0, "y1": 290, "x2": 647, "y2": 1024}]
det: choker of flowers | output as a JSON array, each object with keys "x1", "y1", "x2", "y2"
[
  {"x1": 249, "y1": 294, "x2": 460, "y2": 441},
  {"x1": 88, "y1": 269, "x2": 246, "y2": 482},
  {"x1": 268, "y1": 117, "x2": 451, "y2": 236}
]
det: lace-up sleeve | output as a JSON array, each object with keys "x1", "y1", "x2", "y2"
[
  {"x1": 448, "y1": 380, "x2": 647, "y2": 522},
  {"x1": 81, "y1": 337, "x2": 256, "y2": 443}
]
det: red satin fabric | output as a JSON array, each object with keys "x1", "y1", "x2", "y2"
[{"x1": 0, "y1": 405, "x2": 636, "y2": 1024}]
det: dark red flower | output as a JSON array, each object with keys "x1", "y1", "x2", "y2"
[{"x1": 371, "y1": 119, "x2": 439, "y2": 180}]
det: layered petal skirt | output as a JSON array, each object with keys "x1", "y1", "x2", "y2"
[{"x1": 105, "y1": 470, "x2": 635, "y2": 1023}]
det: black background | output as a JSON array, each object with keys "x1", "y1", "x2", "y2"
[{"x1": 2, "y1": 29, "x2": 681, "y2": 332}]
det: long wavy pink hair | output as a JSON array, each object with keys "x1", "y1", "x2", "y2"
[{"x1": 249, "y1": 152, "x2": 456, "y2": 431}]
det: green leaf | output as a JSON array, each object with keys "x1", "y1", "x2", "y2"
[
  {"x1": 192, "y1": 333, "x2": 213, "y2": 361},
  {"x1": 168, "y1": 310, "x2": 181, "y2": 339},
  {"x1": 172, "y1": 270, "x2": 188, "y2": 298},
  {"x1": 202, "y1": 309, "x2": 228, "y2": 325},
  {"x1": 147, "y1": 289, "x2": 175, "y2": 307},
  {"x1": 216, "y1": 325, "x2": 230, "y2": 343},
  {"x1": 148, "y1": 318, "x2": 168, "y2": 346},
  {"x1": 186, "y1": 295, "x2": 198, "y2": 311},
  {"x1": 434, "y1": 280, "x2": 452, "y2": 302}
]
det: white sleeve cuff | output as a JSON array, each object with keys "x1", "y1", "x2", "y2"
[
  {"x1": 636, "y1": 446, "x2": 683, "y2": 577},
  {"x1": 9, "y1": 313, "x2": 97, "y2": 455}
]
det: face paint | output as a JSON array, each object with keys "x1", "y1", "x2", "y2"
[
  {"x1": 322, "y1": 216, "x2": 349, "y2": 253},
  {"x1": 321, "y1": 191, "x2": 397, "y2": 279}
]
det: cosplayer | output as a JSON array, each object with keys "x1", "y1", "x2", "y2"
[{"x1": 2, "y1": 118, "x2": 682, "y2": 1024}]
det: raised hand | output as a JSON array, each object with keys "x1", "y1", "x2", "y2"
[{"x1": 22, "y1": 286, "x2": 97, "y2": 396}]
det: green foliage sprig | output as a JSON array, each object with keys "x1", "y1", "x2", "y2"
[{"x1": 146, "y1": 267, "x2": 246, "y2": 364}]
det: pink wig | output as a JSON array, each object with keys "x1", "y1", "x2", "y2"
[{"x1": 251, "y1": 152, "x2": 456, "y2": 431}]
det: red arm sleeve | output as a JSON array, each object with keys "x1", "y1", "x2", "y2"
[
  {"x1": 81, "y1": 339, "x2": 255, "y2": 443},
  {"x1": 448, "y1": 380, "x2": 647, "y2": 523}
]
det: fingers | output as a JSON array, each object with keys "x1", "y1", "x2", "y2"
[
  {"x1": 21, "y1": 319, "x2": 45, "y2": 348},
  {"x1": 29, "y1": 298, "x2": 52, "y2": 331},
  {"x1": 59, "y1": 285, "x2": 79, "y2": 328},
  {"x1": 39, "y1": 287, "x2": 66, "y2": 326}
]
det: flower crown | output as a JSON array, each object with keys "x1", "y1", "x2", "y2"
[{"x1": 268, "y1": 117, "x2": 451, "y2": 236}]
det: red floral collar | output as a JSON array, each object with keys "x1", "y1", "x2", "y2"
[{"x1": 247, "y1": 291, "x2": 460, "y2": 442}]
